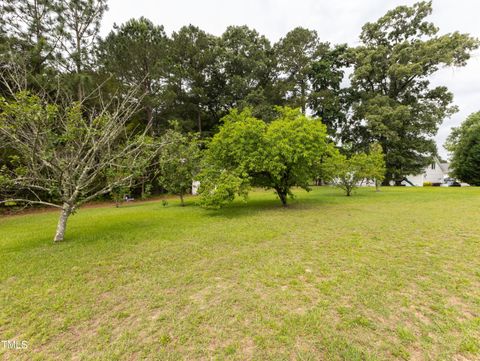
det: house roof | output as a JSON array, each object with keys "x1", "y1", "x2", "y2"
[
  {"x1": 432, "y1": 156, "x2": 449, "y2": 174},
  {"x1": 439, "y1": 162, "x2": 449, "y2": 174}
]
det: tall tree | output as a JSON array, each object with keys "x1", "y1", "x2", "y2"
[
  {"x1": 58, "y1": 0, "x2": 108, "y2": 100},
  {"x1": 350, "y1": 1, "x2": 478, "y2": 184},
  {"x1": 446, "y1": 111, "x2": 480, "y2": 185},
  {"x1": 98, "y1": 17, "x2": 169, "y2": 133},
  {"x1": 220, "y1": 26, "x2": 275, "y2": 116},
  {"x1": 274, "y1": 27, "x2": 320, "y2": 114},
  {"x1": 1, "y1": 0, "x2": 62, "y2": 85},
  {"x1": 308, "y1": 43, "x2": 352, "y2": 139},
  {"x1": 166, "y1": 25, "x2": 221, "y2": 134}
]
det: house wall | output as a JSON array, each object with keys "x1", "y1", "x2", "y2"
[
  {"x1": 405, "y1": 174, "x2": 424, "y2": 186},
  {"x1": 357, "y1": 179, "x2": 376, "y2": 187},
  {"x1": 424, "y1": 161, "x2": 445, "y2": 184},
  {"x1": 406, "y1": 158, "x2": 449, "y2": 186}
]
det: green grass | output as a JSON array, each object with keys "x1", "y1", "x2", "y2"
[{"x1": 1, "y1": 187, "x2": 480, "y2": 360}]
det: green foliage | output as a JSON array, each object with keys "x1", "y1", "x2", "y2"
[
  {"x1": 0, "y1": 93, "x2": 60, "y2": 200},
  {"x1": 198, "y1": 107, "x2": 328, "y2": 207},
  {"x1": 59, "y1": 0, "x2": 108, "y2": 73},
  {"x1": 165, "y1": 25, "x2": 221, "y2": 134},
  {"x1": 274, "y1": 27, "x2": 319, "y2": 113},
  {"x1": 367, "y1": 143, "x2": 386, "y2": 190},
  {"x1": 197, "y1": 169, "x2": 250, "y2": 209},
  {"x1": 446, "y1": 111, "x2": 480, "y2": 185},
  {"x1": 98, "y1": 17, "x2": 168, "y2": 132},
  {"x1": 322, "y1": 145, "x2": 386, "y2": 196},
  {"x1": 1, "y1": 0, "x2": 62, "y2": 75},
  {"x1": 107, "y1": 135, "x2": 156, "y2": 205},
  {"x1": 0, "y1": 91, "x2": 156, "y2": 240},
  {"x1": 309, "y1": 43, "x2": 351, "y2": 137},
  {"x1": 219, "y1": 26, "x2": 276, "y2": 118},
  {"x1": 349, "y1": 1, "x2": 479, "y2": 182},
  {"x1": 157, "y1": 122, "x2": 202, "y2": 205},
  {"x1": 1, "y1": 1, "x2": 478, "y2": 201}
]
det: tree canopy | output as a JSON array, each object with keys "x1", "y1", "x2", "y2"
[
  {"x1": 157, "y1": 122, "x2": 201, "y2": 205},
  {"x1": 0, "y1": 91, "x2": 155, "y2": 241},
  {"x1": 198, "y1": 107, "x2": 329, "y2": 208},
  {"x1": 98, "y1": 17, "x2": 168, "y2": 132},
  {"x1": 446, "y1": 111, "x2": 480, "y2": 185},
  {"x1": 322, "y1": 145, "x2": 386, "y2": 196},
  {"x1": 349, "y1": 1, "x2": 478, "y2": 183}
]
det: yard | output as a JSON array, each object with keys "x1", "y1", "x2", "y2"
[{"x1": 1, "y1": 187, "x2": 479, "y2": 360}]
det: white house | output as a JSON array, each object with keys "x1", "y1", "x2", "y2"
[{"x1": 403, "y1": 157, "x2": 450, "y2": 186}]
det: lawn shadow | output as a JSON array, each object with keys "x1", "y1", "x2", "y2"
[{"x1": 203, "y1": 189, "x2": 340, "y2": 219}]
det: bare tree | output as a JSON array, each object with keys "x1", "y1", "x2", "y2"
[{"x1": 0, "y1": 85, "x2": 157, "y2": 242}]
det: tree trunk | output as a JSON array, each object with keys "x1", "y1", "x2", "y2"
[
  {"x1": 275, "y1": 188, "x2": 288, "y2": 206},
  {"x1": 77, "y1": 79, "x2": 84, "y2": 103},
  {"x1": 300, "y1": 82, "x2": 306, "y2": 115},
  {"x1": 54, "y1": 204, "x2": 72, "y2": 242},
  {"x1": 146, "y1": 106, "x2": 153, "y2": 135},
  {"x1": 197, "y1": 111, "x2": 202, "y2": 135},
  {"x1": 76, "y1": 28, "x2": 84, "y2": 102},
  {"x1": 179, "y1": 193, "x2": 185, "y2": 206},
  {"x1": 382, "y1": 172, "x2": 392, "y2": 186}
]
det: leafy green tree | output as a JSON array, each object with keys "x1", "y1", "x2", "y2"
[
  {"x1": 98, "y1": 17, "x2": 169, "y2": 132},
  {"x1": 0, "y1": 91, "x2": 155, "y2": 242},
  {"x1": 274, "y1": 27, "x2": 320, "y2": 114},
  {"x1": 350, "y1": 1, "x2": 478, "y2": 184},
  {"x1": 446, "y1": 111, "x2": 480, "y2": 185},
  {"x1": 308, "y1": 43, "x2": 352, "y2": 138},
  {"x1": 198, "y1": 107, "x2": 328, "y2": 207},
  {"x1": 157, "y1": 123, "x2": 201, "y2": 205},
  {"x1": 322, "y1": 146, "x2": 386, "y2": 196}
]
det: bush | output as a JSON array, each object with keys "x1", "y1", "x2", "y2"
[
  {"x1": 423, "y1": 181, "x2": 432, "y2": 186},
  {"x1": 322, "y1": 145, "x2": 386, "y2": 196}
]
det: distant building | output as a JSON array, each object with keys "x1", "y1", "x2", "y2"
[{"x1": 404, "y1": 157, "x2": 450, "y2": 186}]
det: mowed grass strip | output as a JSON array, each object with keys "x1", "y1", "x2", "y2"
[{"x1": 1, "y1": 187, "x2": 479, "y2": 360}]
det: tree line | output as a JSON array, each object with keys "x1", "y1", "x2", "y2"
[
  {"x1": 0, "y1": 0, "x2": 479, "y2": 241},
  {"x1": 2, "y1": 1, "x2": 477, "y2": 179}
]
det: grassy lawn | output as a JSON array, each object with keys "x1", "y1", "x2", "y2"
[{"x1": 1, "y1": 187, "x2": 480, "y2": 360}]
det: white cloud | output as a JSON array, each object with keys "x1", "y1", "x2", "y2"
[{"x1": 102, "y1": 0, "x2": 480, "y2": 158}]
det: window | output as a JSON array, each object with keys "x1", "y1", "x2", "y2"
[{"x1": 431, "y1": 163, "x2": 435, "y2": 170}]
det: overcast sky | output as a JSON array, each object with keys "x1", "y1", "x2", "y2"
[{"x1": 101, "y1": 0, "x2": 480, "y2": 159}]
